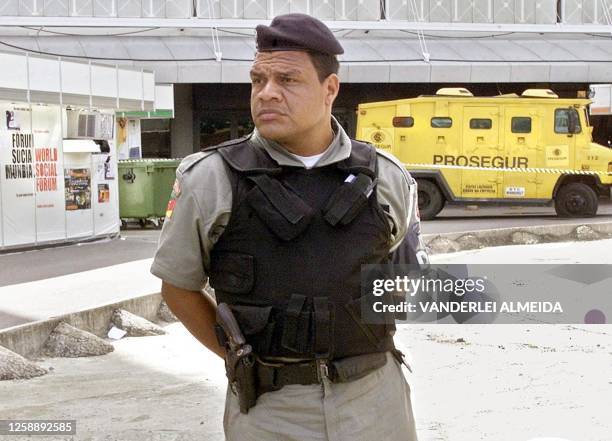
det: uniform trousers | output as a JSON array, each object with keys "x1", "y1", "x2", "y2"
[{"x1": 223, "y1": 352, "x2": 418, "y2": 441}]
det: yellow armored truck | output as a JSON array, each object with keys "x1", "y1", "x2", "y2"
[{"x1": 356, "y1": 88, "x2": 612, "y2": 220}]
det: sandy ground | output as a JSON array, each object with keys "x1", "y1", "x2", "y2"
[{"x1": 1, "y1": 239, "x2": 611, "y2": 441}]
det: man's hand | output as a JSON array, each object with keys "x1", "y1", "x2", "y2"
[{"x1": 161, "y1": 281, "x2": 225, "y2": 359}]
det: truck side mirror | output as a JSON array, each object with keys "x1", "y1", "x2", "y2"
[{"x1": 568, "y1": 108, "x2": 578, "y2": 134}]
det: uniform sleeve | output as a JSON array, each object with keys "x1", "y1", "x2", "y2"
[
  {"x1": 375, "y1": 150, "x2": 429, "y2": 264},
  {"x1": 150, "y1": 167, "x2": 208, "y2": 292},
  {"x1": 401, "y1": 173, "x2": 429, "y2": 265}
]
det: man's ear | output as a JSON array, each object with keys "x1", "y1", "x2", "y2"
[{"x1": 324, "y1": 73, "x2": 340, "y2": 107}]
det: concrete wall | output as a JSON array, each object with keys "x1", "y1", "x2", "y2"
[{"x1": 0, "y1": 293, "x2": 163, "y2": 358}]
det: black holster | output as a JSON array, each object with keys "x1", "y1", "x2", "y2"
[{"x1": 224, "y1": 343, "x2": 257, "y2": 414}]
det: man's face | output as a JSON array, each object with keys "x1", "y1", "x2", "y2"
[{"x1": 250, "y1": 51, "x2": 338, "y2": 144}]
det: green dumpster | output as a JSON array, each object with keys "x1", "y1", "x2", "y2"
[{"x1": 118, "y1": 159, "x2": 181, "y2": 226}]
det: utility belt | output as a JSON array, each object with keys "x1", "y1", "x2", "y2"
[
  {"x1": 257, "y1": 351, "x2": 388, "y2": 391},
  {"x1": 215, "y1": 303, "x2": 403, "y2": 414}
]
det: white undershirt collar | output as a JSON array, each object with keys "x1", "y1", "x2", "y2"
[{"x1": 286, "y1": 147, "x2": 331, "y2": 169}]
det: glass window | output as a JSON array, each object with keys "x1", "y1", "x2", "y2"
[
  {"x1": 431, "y1": 117, "x2": 452, "y2": 128},
  {"x1": 393, "y1": 116, "x2": 414, "y2": 128},
  {"x1": 141, "y1": 119, "x2": 171, "y2": 158},
  {"x1": 469, "y1": 118, "x2": 492, "y2": 129},
  {"x1": 511, "y1": 117, "x2": 531, "y2": 133},
  {"x1": 555, "y1": 108, "x2": 581, "y2": 134}
]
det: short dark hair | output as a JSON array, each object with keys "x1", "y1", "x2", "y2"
[{"x1": 307, "y1": 52, "x2": 339, "y2": 82}]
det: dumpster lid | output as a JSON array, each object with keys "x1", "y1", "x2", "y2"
[{"x1": 63, "y1": 139, "x2": 101, "y2": 153}]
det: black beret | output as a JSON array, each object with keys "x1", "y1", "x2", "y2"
[{"x1": 255, "y1": 13, "x2": 344, "y2": 56}]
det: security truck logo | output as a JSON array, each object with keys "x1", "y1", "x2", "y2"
[
  {"x1": 545, "y1": 146, "x2": 569, "y2": 166},
  {"x1": 371, "y1": 131, "x2": 385, "y2": 144},
  {"x1": 433, "y1": 155, "x2": 529, "y2": 169}
]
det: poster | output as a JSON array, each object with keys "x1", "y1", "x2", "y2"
[
  {"x1": 98, "y1": 184, "x2": 110, "y2": 203},
  {"x1": 95, "y1": 156, "x2": 105, "y2": 182},
  {"x1": 116, "y1": 118, "x2": 141, "y2": 159},
  {"x1": 91, "y1": 149, "x2": 119, "y2": 235},
  {"x1": 64, "y1": 168, "x2": 91, "y2": 210},
  {"x1": 1, "y1": 104, "x2": 119, "y2": 250},
  {"x1": 104, "y1": 155, "x2": 115, "y2": 179},
  {"x1": 5, "y1": 110, "x2": 20, "y2": 130},
  {"x1": 0, "y1": 104, "x2": 36, "y2": 247},
  {"x1": 32, "y1": 105, "x2": 65, "y2": 243},
  {"x1": 96, "y1": 154, "x2": 115, "y2": 181}
]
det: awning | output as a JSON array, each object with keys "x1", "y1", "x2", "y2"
[
  {"x1": 117, "y1": 84, "x2": 174, "y2": 119},
  {"x1": 62, "y1": 139, "x2": 100, "y2": 153},
  {"x1": 0, "y1": 49, "x2": 156, "y2": 109},
  {"x1": 1, "y1": 35, "x2": 612, "y2": 84}
]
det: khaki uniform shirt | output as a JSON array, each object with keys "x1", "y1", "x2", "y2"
[{"x1": 151, "y1": 117, "x2": 426, "y2": 291}]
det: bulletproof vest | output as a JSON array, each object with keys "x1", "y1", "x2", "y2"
[{"x1": 206, "y1": 136, "x2": 396, "y2": 360}]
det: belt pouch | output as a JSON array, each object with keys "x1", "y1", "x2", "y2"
[
  {"x1": 280, "y1": 294, "x2": 311, "y2": 354},
  {"x1": 313, "y1": 296, "x2": 333, "y2": 357}
]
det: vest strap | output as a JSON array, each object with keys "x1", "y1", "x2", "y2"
[
  {"x1": 245, "y1": 175, "x2": 314, "y2": 241},
  {"x1": 248, "y1": 175, "x2": 308, "y2": 225}
]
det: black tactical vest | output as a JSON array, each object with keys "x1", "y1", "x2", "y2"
[{"x1": 206, "y1": 136, "x2": 396, "y2": 360}]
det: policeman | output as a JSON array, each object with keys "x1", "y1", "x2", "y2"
[{"x1": 151, "y1": 13, "x2": 427, "y2": 441}]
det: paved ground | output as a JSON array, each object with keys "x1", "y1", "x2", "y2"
[
  {"x1": 0, "y1": 259, "x2": 159, "y2": 330},
  {"x1": 421, "y1": 200, "x2": 612, "y2": 235},
  {"x1": 1, "y1": 240, "x2": 611, "y2": 441},
  {"x1": 0, "y1": 228, "x2": 162, "y2": 330},
  {"x1": 0, "y1": 228, "x2": 160, "y2": 287},
  {"x1": 432, "y1": 237, "x2": 612, "y2": 264}
]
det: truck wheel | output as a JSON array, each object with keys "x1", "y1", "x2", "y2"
[
  {"x1": 417, "y1": 180, "x2": 445, "y2": 220},
  {"x1": 554, "y1": 182, "x2": 598, "y2": 217}
]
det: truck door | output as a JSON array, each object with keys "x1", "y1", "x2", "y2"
[
  {"x1": 540, "y1": 107, "x2": 579, "y2": 198},
  {"x1": 503, "y1": 107, "x2": 538, "y2": 200},
  {"x1": 461, "y1": 106, "x2": 501, "y2": 198}
]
